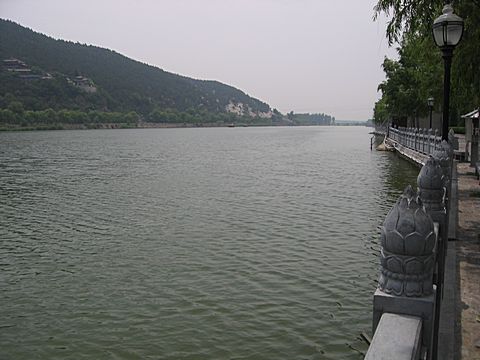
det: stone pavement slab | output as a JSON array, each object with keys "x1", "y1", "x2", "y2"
[{"x1": 456, "y1": 163, "x2": 480, "y2": 360}]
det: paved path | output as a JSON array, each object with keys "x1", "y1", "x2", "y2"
[{"x1": 456, "y1": 163, "x2": 480, "y2": 359}]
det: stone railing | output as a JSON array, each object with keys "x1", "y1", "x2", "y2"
[
  {"x1": 388, "y1": 127, "x2": 443, "y2": 156},
  {"x1": 365, "y1": 140, "x2": 454, "y2": 360},
  {"x1": 374, "y1": 122, "x2": 388, "y2": 135}
]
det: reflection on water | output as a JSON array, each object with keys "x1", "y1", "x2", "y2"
[{"x1": 0, "y1": 127, "x2": 418, "y2": 359}]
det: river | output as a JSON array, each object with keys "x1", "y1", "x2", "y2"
[{"x1": 0, "y1": 126, "x2": 419, "y2": 359}]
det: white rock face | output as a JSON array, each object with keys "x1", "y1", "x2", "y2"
[{"x1": 225, "y1": 101, "x2": 272, "y2": 118}]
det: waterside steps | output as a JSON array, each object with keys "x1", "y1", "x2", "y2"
[{"x1": 365, "y1": 129, "x2": 458, "y2": 360}]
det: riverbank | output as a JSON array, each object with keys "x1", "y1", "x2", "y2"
[
  {"x1": 0, "y1": 122, "x2": 264, "y2": 131},
  {"x1": 0, "y1": 122, "x2": 356, "y2": 132},
  {"x1": 456, "y1": 162, "x2": 480, "y2": 359}
]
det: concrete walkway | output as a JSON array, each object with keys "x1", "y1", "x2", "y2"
[
  {"x1": 456, "y1": 163, "x2": 480, "y2": 359},
  {"x1": 438, "y1": 162, "x2": 459, "y2": 360}
]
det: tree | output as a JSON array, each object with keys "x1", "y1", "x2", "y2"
[
  {"x1": 374, "y1": 0, "x2": 480, "y2": 123},
  {"x1": 7, "y1": 101, "x2": 24, "y2": 115}
]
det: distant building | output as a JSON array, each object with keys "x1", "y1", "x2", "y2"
[
  {"x1": 2, "y1": 58, "x2": 52, "y2": 81},
  {"x1": 67, "y1": 75, "x2": 97, "y2": 93},
  {"x1": 3, "y1": 58, "x2": 31, "y2": 73},
  {"x1": 461, "y1": 108, "x2": 479, "y2": 163},
  {"x1": 18, "y1": 74, "x2": 43, "y2": 80}
]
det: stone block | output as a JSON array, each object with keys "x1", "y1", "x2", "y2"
[
  {"x1": 373, "y1": 287, "x2": 436, "y2": 354},
  {"x1": 366, "y1": 313, "x2": 422, "y2": 360}
]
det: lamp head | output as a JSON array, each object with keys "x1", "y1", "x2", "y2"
[{"x1": 433, "y1": 4, "x2": 464, "y2": 48}]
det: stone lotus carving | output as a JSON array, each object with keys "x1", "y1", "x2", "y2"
[
  {"x1": 434, "y1": 141, "x2": 449, "y2": 160},
  {"x1": 379, "y1": 186, "x2": 436, "y2": 297},
  {"x1": 433, "y1": 141, "x2": 451, "y2": 183},
  {"x1": 417, "y1": 156, "x2": 445, "y2": 213},
  {"x1": 448, "y1": 129, "x2": 458, "y2": 151},
  {"x1": 441, "y1": 139, "x2": 453, "y2": 158}
]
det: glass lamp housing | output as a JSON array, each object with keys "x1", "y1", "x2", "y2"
[{"x1": 433, "y1": 4, "x2": 464, "y2": 48}]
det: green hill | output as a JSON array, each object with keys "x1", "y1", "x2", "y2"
[{"x1": 0, "y1": 19, "x2": 273, "y2": 129}]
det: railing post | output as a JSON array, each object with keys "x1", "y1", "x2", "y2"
[
  {"x1": 422, "y1": 129, "x2": 426, "y2": 154},
  {"x1": 428, "y1": 129, "x2": 433, "y2": 155},
  {"x1": 418, "y1": 128, "x2": 422, "y2": 153},
  {"x1": 418, "y1": 156, "x2": 448, "y2": 360},
  {"x1": 448, "y1": 129, "x2": 458, "y2": 152},
  {"x1": 373, "y1": 186, "x2": 437, "y2": 359},
  {"x1": 420, "y1": 128, "x2": 423, "y2": 152},
  {"x1": 434, "y1": 141, "x2": 452, "y2": 195},
  {"x1": 413, "y1": 128, "x2": 415, "y2": 149}
]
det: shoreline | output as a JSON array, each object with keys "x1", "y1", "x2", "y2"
[
  {"x1": 0, "y1": 122, "x2": 264, "y2": 132},
  {"x1": 0, "y1": 122, "x2": 359, "y2": 132}
]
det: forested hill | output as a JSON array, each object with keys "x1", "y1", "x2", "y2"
[{"x1": 0, "y1": 19, "x2": 271, "y2": 118}]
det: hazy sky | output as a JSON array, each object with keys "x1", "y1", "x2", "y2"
[{"x1": 1, "y1": 0, "x2": 397, "y2": 120}]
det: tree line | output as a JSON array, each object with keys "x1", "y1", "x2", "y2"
[
  {"x1": 373, "y1": 0, "x2": 479, "y2": 126},
  {"x1": 0, "y1": 104, "x2": 279, "y2": 130},
  {"x1": 287, "y1": 111, "x2": 335, "y2": 126},
  {"x1": 0, "y1": 19, "x2": 271, "y2": 125}
]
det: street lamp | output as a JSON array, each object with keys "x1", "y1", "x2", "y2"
[
  {"x1": 433, "y1": 3, "x2": 464, "y2": 141},
  {"x1": 427, "y1": 97, "x2": 434, "y2": 129}
]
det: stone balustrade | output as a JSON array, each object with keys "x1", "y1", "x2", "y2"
[
  {"x1": 388, "y1": 127, "x2": 443, "y2": 156},
  {"x1": 365, "y1": 139, "x2": 454, "y2": 360}
]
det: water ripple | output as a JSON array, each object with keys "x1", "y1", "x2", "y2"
[{"x1": 0, "y1": 127, "x2": 419, "y2": 359}]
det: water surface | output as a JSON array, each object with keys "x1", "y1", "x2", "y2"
[{"x1": 0, "y1": 126, "x2": 419, "y2": 359}]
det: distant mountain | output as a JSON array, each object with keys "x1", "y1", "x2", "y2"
[{"x1": 0, "y1": 19, "x2": 271, "y2": 117}]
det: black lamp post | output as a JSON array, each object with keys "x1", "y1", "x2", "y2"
[
  {"x1": 433, "y1": 3, "x2": 464, "y2": 141},
  {"x1": 428, "y1": 97, "x2": 434, "y2": 129}
]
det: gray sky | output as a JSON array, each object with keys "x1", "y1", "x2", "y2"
[{"x1": 1, "y1": 0, "x2": 397, "y2": 120}]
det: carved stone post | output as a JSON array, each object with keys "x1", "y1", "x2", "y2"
[
  {"x1": 419, "y1": 128, "x2": 423, "y2": 153},
  {"x1": 418, "y1": 156, "x2": 448, "y2": 360},
  {"x1": 422, "y1": 129, "x2": 427, "y2": 154},
  {"x1": 448, "y1": 128, "x2": 459, "y2": 151},
  {"x1": 434, "y1": 142, "x2": 451, "y2": 187},
  {"x1": 378, "y1": 186, "x2": 436, "y2": 296},
  {"x1": 428, "y1": 129, "x2": 433, "y2": 155},
  {"x1": 442, "y1": 139, "x2": 454, "y2": 162},
  {"x1": 373, "y1": 186, "x2": 437, "y2": 357},
  {"x1": 420, "y1": 128, "x2": 424, "y2": 153},
  {"x1": 413, "y1": 128, "x2": 418, "y2": 150},
  {"x1": 418, "y1": 156, "x2": 446, "y2": 220},
  {"x1": 418, "y1": 156, "x2": 448, "y2": 276}
]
